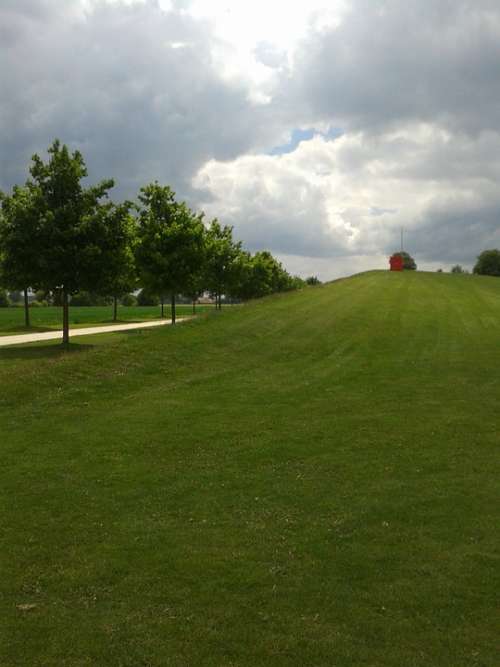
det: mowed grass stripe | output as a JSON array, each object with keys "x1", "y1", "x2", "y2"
[{"x1": 0, "y1": 271, "x2": 498, "y2": 666}]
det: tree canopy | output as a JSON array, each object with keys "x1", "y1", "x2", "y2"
[
  {"x1": 473, "y1": 249, "x2": 500, "y2": 276},
  {"x1": 204, "y1": 220, "x2": 242, "y2": 308},
  {"x1": 21, "y1": 139, "x2": 123, "y2": 343},
  {"x1": 0, "y1": 184, "x2": 41, "y2": 326},
  {"x1": 135, "y1": 183, "x2": 205, "y2": 322}
]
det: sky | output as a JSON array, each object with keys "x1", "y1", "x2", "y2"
[{"x1": 1, "y1": 0, "x2": 500, "y2": 280}]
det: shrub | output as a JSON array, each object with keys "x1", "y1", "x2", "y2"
[
  {"x1": 137, "y1": 289, "x2": 159, "y2": 306},
  {"x1": 70, "y1": 291, "x2": 113, "y2": 306},
  {"x1": 121, "y1": 293, "x2": 137, "y2": 307},
  {"x1": 35, "y1": 290, "x2": 52, "y2": 304}
]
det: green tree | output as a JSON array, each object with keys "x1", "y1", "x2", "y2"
[
  {"x1": 392, "y1": 251, "x2": 417, "y2": 270},
  {"x1": 305, "y1": 276, "x2": 321, "y2": 285},
  {"x1": 184, "y1": 271, "x2": 206, "y2": 315},
  {"x1": 26, "y1": 139, "x2": 120, "y2": 344},
  {"x1": 0, "y1": 185, "x2": 41, "y2": 327},
  {"x1": 233, "y1": 250, "x2": 295, "y2": 300},
  {"x1": 204, "y1": 220, "x2": 242, "y2": 309},
  {"x1": 135, "y1": 183, "x2": 205, "y2": 324},
  {"x1": 451, "y1": 264, "x2": 467, "y2": 274},
  {"x1": 291, "y1": 275, "x2": 306, "y2": 289},
  {"x1": 0, "y1": 289, "x2": 9, "y2": 307},
  {"x1": 473, "y1": 250, "x2": 500, "y2": 276},
  {"x1": 93, "y1": 202, "x2": 137, "y2": 321}
]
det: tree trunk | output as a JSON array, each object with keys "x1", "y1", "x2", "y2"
[
  {"x1": 23, "y1": 288, "x2": 30, "y2": 328},
  {"x1": 214, "y1": 292, "x2": 218, "y2": 309},
  {"x1": 62, "y1": 288, "x2": 70, "y2": 346},
  {"x1": 113, "y1": 295, "x2": 118, "y2": 322},
  {"x1": 218, "y1": 294, "x2": 222, "y2": 310},
  {"x1": 192, "y1": 299, "x2": 196, "y2": 315},
  {"x1": 171, "y1": 294, "x2": 176, "y2": 325},
  {"x1": 161, "y1": 297, "x2": 164, "y2": 318}
]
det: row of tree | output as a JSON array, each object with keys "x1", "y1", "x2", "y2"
[
  {"x1": 0, "y1": 140, "x2": 310, "y2": 344},
  {"x1": 439, "y1": 251, "x2": 500, "y2": 275},
  {"x1": 397, "y1": 250, "x2": 500, "y2": 276}
]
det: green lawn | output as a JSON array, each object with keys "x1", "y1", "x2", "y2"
[
  {"x1": 0, "y1": 271, "x2": 498, "y2": 666},
  {"x1": 0, "y1": 304, "x2": 213, "y2": 335}
]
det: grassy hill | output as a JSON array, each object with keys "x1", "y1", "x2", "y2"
[{"x1": 1, "y1": 271, "x2": 498, "y2": 666}]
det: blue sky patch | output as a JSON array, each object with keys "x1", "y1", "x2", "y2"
[{"x1": 269, "y1": 127, "x2": 343, "y2": 155}]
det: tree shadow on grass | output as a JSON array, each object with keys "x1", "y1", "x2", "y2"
[
  {"x1": 0, "y1": 342, "x2": 94, "y2": 361},
  {"x1": 0, "y1": 325, "x2": 58, "y2": 335}
]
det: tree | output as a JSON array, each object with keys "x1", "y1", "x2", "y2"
[
  {"x1": 305, "y1": 276, "x2": 321, "y2": 285},
  {"x1": 93, "y1": 202, "x2": 137, "y2": 321},
  {"x1": 291, "y1": 275, "x2": 306, "y2": 289},
  {"x1": 26, "y1": 139, "x2": 119, "y2": 344},
  {"x1": 135, "y1": 183, "x2": 205, "y2": 324},
  {"x1": 204, "y1": 220, "x2": 242, "y2": 309},
  {"x1": 391, "y1": 251, "x2": 417, "y2": 270},
  {"x1": 0, "y1": 185, "x2": 41, "y2": 327},
  {"x1": 451, "y1": 264, "x2": 467, "y2": 274},
  {"x1": 233, "y1": 250, "x2": 296, "y2": 300},
  {"x1": 473, "y1": 250, "x2": 500, "y2": 276},
  {"x1": 184, "y1": 271, "x2": 205, "y2": 315}
]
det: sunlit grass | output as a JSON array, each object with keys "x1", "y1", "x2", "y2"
[
  {"x1": 0, "y1": 303, "x2": 214, "y2": 335},
  {"x1": 0, "y1": 271, "x2": 498, "y2": 666}
]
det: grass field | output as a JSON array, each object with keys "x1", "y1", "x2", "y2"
[
  {"x1": 0, "y1": 304, "x2": 213, "y2": 335},
  {"x1": 0, "y1": 271, "x2": 498, "y2": 666}
]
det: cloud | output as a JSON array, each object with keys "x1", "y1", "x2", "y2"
[
  {"x1": 193, "y1": 124, "x2": 500, "y2": 269},
  {"x1": 2, "y1": 0, "x2": 500, "y2": 277},
  {"x1": 0, "y1": 0, "x2": 280, "y2": 200},
  {"x1": 287, "y1": 0, "x2": 500, "y2": 135}
]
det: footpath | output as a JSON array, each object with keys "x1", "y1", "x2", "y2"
[{"x1": 0, "y1": 318, "x2": 187, "y2": 347}]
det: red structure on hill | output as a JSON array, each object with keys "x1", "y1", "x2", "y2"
[{"x1": 389, "y1": 254, "x2": 404, "y2": 271}]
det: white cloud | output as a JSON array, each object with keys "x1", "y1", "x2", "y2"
[
  {"x1": 2, "y1": 0, "x2": 500, "y2": 278},
  {"x1": 193, "y1": 124, "x2": 500, "y2": 270}
]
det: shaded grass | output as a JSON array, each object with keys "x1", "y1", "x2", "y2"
[{"x1": 0, "y1": 271, "x2": 498, "y2": 666}]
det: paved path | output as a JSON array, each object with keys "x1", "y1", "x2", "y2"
[{"x1": 0, "y1": 318, "x2": 188, "y2": 347}]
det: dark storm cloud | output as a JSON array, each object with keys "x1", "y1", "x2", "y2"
[
  {"x1": 2, "y1": 0, "x2": 500, "y2": 274},
  {"x1": 0, "y1": 0, "x2": 278, "y2": 201},
  {"x1": 409, "y1": 197, "x2": 500, "y2": 265},
  {"x1": 288, "y1": 0, "x2": 500, "y2": 135}
]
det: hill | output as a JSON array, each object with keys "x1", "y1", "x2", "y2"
[{"x1": 0, "y1": 271, "x2": 498, "y2": 666}]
